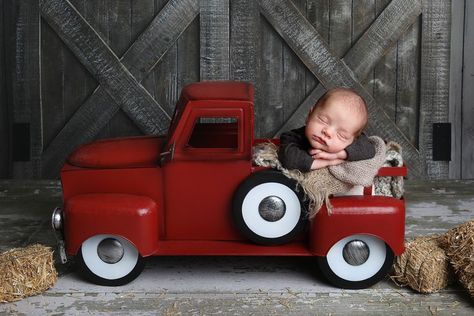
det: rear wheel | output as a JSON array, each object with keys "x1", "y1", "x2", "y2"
[
  {"x1": 77, "y1": 234, "x2": 145, "y2": 286},
  {"x1": 232, "y1": 170, "x2": 306, "y2": 245},
  {"x1": 317, "y1": 234, "x2": 394, "y2": 289}
]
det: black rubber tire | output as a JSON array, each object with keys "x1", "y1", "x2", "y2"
[
  {"x1": 232, "y1": 169, "x2": 306, "y2": 245},
  {"x1": 76, "y1": 235, "x2": 145, "y2": 286},
  {"x1": 316, "y1": 237, "x2": 394, "y2": 289}
]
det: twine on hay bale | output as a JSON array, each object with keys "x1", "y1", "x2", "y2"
[
  {"x1": 0, "y1": 244, "x2": 57, "y2": 303},
  {"x1": 391, "y1": 236, "x2": 454, "y2": 293},
  {"x1": 438, "y1": 220, "x2": 474, "y2": 299}
]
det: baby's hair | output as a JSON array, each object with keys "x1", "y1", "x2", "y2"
[{"x1": 313, "y1": 87, "x2": 368, "y2": 136}]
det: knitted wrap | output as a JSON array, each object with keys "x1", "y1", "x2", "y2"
[{"x1": 253, "y1": 136, "x2": 387, "y2": 218}]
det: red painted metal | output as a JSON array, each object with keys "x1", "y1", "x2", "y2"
[
  {"x1": 68, "y1": 136, "x2": 164, "y2": 168},
  {"x1": 377, "y1": 165, "x2": 408, "y2": 177},
  {"x1": 309, "y1": 196, "x2": 406, "y2": 256},
  {"x1": 59, "y1": 81, "x2": 407, "y2": 263},
  {"x1": 64, "y1": 193, "x2": 158, "y2": 256},
  {"x1": 154, "y1": 240, "x2": 312, "y2": 256}
]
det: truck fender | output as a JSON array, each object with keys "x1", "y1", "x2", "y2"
[
  {"x1": 63, "y1": 193, "x2": 158, "y2": 257},
  {"x1": 309, "y1": 196, "x2": 405, "y2": 256}
]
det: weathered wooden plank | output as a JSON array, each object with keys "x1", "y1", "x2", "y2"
[
  {"x1": 230, "y1": 0, "x2": 260, "y2": 135},
  {"x1": 199, "y1": 0, "x2": 230, "y2": 80},
  {"x1": 62, "y1": 0, "x2": 100, "y2": 138},
  {"x1": 40, "y1": 0, "x2": 198, "y2": 177},
  {"x1": 276, "y1": 0, "x2": 422, "y2": 136},
  {"x1": 396, "y1": 19, "x2": 420, "y2": 146},
  {"x1": 40, "y1": 21, "x2": 66, "y2": 148},
  {"x1": 101, "y1": 0, "x2": 142, "y2": 138},
  {"x1": 419, "y1": 0, "x2": 451, "y2": 178},
  {"x1": 282, "y1": 0, "x2": 306, "y2": 136},
  {"x1": 343, "y1": 0, "x2": 422, "y2": 85},
  {"x1": 136, "y1": 0, "x2": 161, "y2": 106},
  {"x1": 0, "y1": 0, "x2": 9, "y2": 177},
  {"x1": 353, "y1": 0, "x2": 375, "y2": 95},
  {"x1": 259, "y1": 0, "x2": 425, "y2": 178},
  {"x1": 6, "y1": 1, "x2": 42, "y2": 178},
  {"x1": 40, "y1": 0, "x2": 168, "y2": 133},
  {"x1": 258, "y1": 13, "x2": 284, "y2": 137},
  {"x1": 449, "y1": 0, "x2": 464, "y2": 179},
  {"x1": 230, "y1": 0, "x2": 259, "y2": 84},
  {"x1": 138, "y1": 0, "x2": 165, "y2": 106},
  {"x1": 305, "y1": 0, "x2": 328, "y2": 94},
  {"x1": 372, "y1": 0, "x2": 397, "y2": 121},
  {"x1": 462, "y1": 0, "x2": 474, "y2": 179},
  {"x1": 352, "y1": 0, "x2": 375, "y2": 44},
  {"x1": 329, "y1": 0, "x2": 351, "y2": 57},
  {"x1": 177, "y1": 9, "x2": 200, "y2": 96},
  {"x1": 153, "y1": 2, "x2": 178, "y2": 121}
]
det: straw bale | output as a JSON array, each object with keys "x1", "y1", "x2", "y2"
[
  {"x1": 391, "y1": 236, "x2": 453, "y2": 293},
  {"x1": 439, "y1": 220, "x2": 474, "y2": 299},
  {"x1": 0, "y1": 244, "x2": 57, "y2": 303}
]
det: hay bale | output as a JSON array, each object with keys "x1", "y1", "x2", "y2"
[
  {"x1": 439, "y1": 220, "x2": 474, "y2": 299},
  {"x1": 0, "y1": 244, "x2": 57, "y2": 303},
  {"x1": 391, "y1": 236, "x2": 453, "y2": 293}
]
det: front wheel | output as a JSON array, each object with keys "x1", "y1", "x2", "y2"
[
  {"x1": 317, "y1": 234, "x2": 394, "y2": 289},
  {"x1": 232, "y1": 170, "x2": 306, "y2": 245},
  {"x1": 77, "y1": 234, "x2": 145, "y2": 286}
]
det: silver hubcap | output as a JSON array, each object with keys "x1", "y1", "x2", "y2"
[
  {"x1": 258, "y1": 196, "x2": 286, "y2": 222},
  {"x1": 97, "y1": 238, "x2": 124, "y2": 264},
  {"x1": 343, "y1": 240, "x2": 370, "y2": 266}
]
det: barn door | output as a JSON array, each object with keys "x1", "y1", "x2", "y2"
[{"x1": 4, "y1": 0, "x2": 450, "y2": 179}]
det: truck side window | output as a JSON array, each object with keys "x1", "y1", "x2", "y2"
[{"x1": 187, "y1": 117, "x2": 238, "y2": 149}]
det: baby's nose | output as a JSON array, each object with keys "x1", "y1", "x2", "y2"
[{"x1": 322, "y1": 128, "x2": 332, "y2": 138}]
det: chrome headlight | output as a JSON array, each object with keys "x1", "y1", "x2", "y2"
[{"x1": 51, "y1": 207, "x2": 63, "y2": 231}]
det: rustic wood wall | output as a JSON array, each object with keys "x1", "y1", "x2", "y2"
[
  {"x1": 450, "y1": 0, "x2": 474, "y2": 179},
  {"x1": 0, "y1": 0, "x2": 8, "y2": 178},
  {"x1": 1, "y1": 0, "x2": 458, "y2": 179}
]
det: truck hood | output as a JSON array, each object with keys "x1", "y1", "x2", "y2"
[{"x1": 67, "y1": 136, "x2": 164, "y2": 168}]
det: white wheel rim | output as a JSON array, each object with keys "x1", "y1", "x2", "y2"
[
  {"x1": 326, "y1": 234, "x2": 386, "y2": 282},
  {"x1": 81, "y1": 234, "x2": 139, "y2": 280},
  {"x1": 242, "y1": 182, "x2": 301, "y2": 238}
]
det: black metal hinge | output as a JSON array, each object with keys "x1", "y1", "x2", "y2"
[
  {"x1": 12, "y1": 123, "x2": 30, "y2": 162},
  {"x1": 432, "y1": 123, "x2": 451, "y2": 161}
]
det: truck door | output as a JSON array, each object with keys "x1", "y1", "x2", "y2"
[{"x1": 163, "y1": 101, "x2": 253, "y2": 240}]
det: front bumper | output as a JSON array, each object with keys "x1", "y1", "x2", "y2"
[{"x1": 51, "y1": 207, "x2": 68, "y2": 263}]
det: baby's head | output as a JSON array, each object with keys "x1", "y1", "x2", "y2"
[{"x1": 305, "y1": 88, "x2": 368, "y2": 153}]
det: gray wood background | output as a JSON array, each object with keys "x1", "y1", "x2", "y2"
[{"x1": 0, "y1": 0, "x2": 465, "y2": 179}]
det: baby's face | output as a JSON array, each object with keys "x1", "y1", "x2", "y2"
[{"x1": 305, "y1": 97, "x2": 365, "y2": 153}]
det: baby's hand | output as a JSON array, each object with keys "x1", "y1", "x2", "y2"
[
  {"x1": 310, "y1": 158, "x2": 344, "y2": 170},
  {"x1": 308, "y1": 149, "x2": 347, "y2": 160}
]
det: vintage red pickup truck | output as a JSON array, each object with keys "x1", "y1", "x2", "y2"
[{"x1": 52, "y1": 81, "x2": 406, "y2": 288}]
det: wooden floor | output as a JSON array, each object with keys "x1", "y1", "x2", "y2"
[{"x1": 0, "y1": 179, "x2": 473, "y2": 315}]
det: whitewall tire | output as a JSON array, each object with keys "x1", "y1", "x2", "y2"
[
  {"x1": 77, "y1": 234, "x2": 144, "y2": 286},
  {"x1": 233, "y1": 170, "x2": 306, "y2": 245},
  {"x1": 317, "y1": 234, "x2": 394, "y2": 289}
]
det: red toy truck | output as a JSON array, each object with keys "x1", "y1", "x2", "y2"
[{"x1": 52, "y1": 81, "x2": 406, "y2": 289}]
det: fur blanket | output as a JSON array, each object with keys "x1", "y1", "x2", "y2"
[{"x1": 253, "y1": 136, "x2": 387, "y2": 218}]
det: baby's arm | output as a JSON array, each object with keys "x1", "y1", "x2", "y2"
[
  {"x1": 278, "y1": 128, "x2": 314, "y2": 172},
  {"x1": 310, "y1": 158, "x2": 344, "y2": 170},
  {"x1": 309, "y1": 148, "x2": 347, "y2": 160},
  {"x1": 344, "y1": 133, "x2": 375, "y2": 161},
  {"x1": 310, "y1": 134, "x2": 375, "y2": 162}
]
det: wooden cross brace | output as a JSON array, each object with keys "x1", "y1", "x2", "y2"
[{"x1": 40, "y1": 0, "x2": 199, "y2": 176}]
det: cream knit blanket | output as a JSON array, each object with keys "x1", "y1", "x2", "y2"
[{"x1": 253, "y1": 136, "x2": 387, "y2": 218}]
